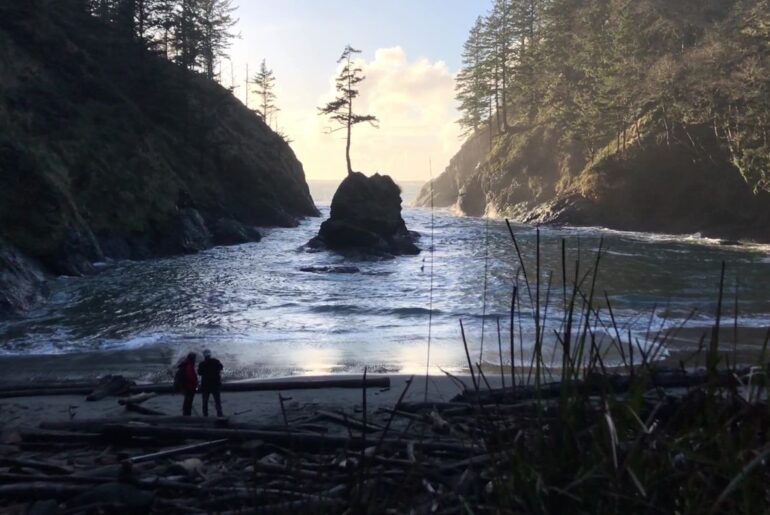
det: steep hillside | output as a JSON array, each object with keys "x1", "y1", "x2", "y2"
[
  {"x1": 419, "y1": 0, "x2": 770, "y2": 241},
  {"x1": 414, "y1": 127, "x2": 490, "y2": 213},
  {"x1": 418, "y1": 119, "x2": 770, "y2": 241},
  {"x1": 0, "y1": 2, "x2": 319, "y2": 314}
]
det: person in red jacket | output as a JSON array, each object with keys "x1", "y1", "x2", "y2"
[{"x1": 177, "y1": 352, "x2": 198, "y2": 416}]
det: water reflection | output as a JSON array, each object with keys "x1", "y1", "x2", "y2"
[{"x1": 1, "y1": 206, "x2": 769, "y2": 381}]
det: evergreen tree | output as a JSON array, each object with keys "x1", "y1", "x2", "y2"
[
  {"x1": 484, "y1": 0, "x2": 515, "y2": 133},
  {"x1": 454, "y1": 0, "x2": 770, "y2": 193},
  {"x1": 198, "y1": 0, "x2": 237, "y2": 79},
  {"x1": 79, "y1": 0, "x2": 238, "y2": 80},
  {"x1": 253, "y1": 59, "x2": 278, "y2": 127},
  {"x1": 173, "y1": 0, "x2": 201, "y2": 71},
  {"x1": 318, "y1": 45, "x2": 379, "y2": 176},
  {"x1": 455, "y1": 17, "x2": 489, "y2": 134}
]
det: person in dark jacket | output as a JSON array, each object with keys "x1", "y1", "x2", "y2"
[
  {"x1": 178, "y1": 352, "x2": 198, "y2": 416},
  {"x1": 198, "y1": 349, "x2": 224, "y2": 417}
]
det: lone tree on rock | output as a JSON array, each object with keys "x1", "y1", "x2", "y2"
[{"x1": 319, "y1": 45, "x2": 378, "y2": 176}]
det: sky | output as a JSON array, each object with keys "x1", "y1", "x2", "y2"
[{"x1": 226, "y1": 1, "x2": 491, "y2": 182}]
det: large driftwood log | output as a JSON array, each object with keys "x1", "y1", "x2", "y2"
[
  {"x1": 101, "y1": 424, "x2": 478, "y2": 454},
  {"x1": 316, "y1": 409, "x2": 383, "y2": 433},
  {"x1": 453, "y1": 367, "x2": 764, "y2": 404},
  {"x1": 87, "y1": 375, "x2": 135, "y2": 401},
  {"x1": 0, "y1": 473, "x2": 112, "y2": 484},
  {"x1": 0, "y1": 376, "x2": 391, "y2": 399},
  {"x1": 123, "y1": 439, "x2": 228, "y2": 464},
  {"x1": 0, "y1": 457, "x2": 73, "y2": 474},
  {"x1": 0, "y1": 382, "x2": 95, "y2": 393},
  {"x1": 124, "y1": 402, "x2": 166, "y2": 416},
  {"x1": 0, "y1": 482, "x2": 89, "y2": 499},
  {"x1": 0, "y1": 386, "x2": 97, "y2": 398},
  {"x1": 19, "y1": 429, "x2": 103, "y2": 444},
  {"x1": 40, "y1": 416, "x2": 230, "y2": 432}
]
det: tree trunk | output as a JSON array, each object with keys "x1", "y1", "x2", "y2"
[
  {"x1": 500, "y1": 46, "x2": 509, "y2": 133},
  {"x1": 493, "y1": 67, "x2": 501, "y2": 134},
  {"x1": 346, "y1": 72, "x2": 353, "y2": 176},
  {"x1": 137, "y1": 0, "x2": 144, "y2": 39}
]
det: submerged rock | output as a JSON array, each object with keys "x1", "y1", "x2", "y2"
[
  {"x1": 0, "y1": 239, "x2": 46, "y2": 317},
  {"x1": 211, "y1": 217, "x2": 262, "y2": 246},
  {"x1": 300, "y1": 265, "x2": 360, "y2": 274},
  {"x1": 308, "y1": 172, "x2": 420, "y2": 257},
  {"x1": 175, "y1": 208, "x2": 212, "y2": 253},
  {"x1": 47, "y1": 225, "x2": 105, "y2": 276}
]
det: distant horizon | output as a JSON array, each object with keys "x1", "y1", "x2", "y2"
[
  {"x1": 307, "y1": 177, "x2": 425, "y2": 205},
  {"x1": 307, "y1": 178, "x2": 426, "y2": 184}
]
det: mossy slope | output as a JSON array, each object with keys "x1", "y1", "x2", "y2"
[{"x1": 0, "y1": 2, "x2": 318, "y2": 276}]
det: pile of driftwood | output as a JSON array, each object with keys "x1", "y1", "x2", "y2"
[
  {"x1": 0, "y1": 379, "x2": 495, "y2": 514},
  {"x1": 0, "y1": 367, "x2": 764, "y2": 513}
]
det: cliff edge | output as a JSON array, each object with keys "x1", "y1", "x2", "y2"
[
  {"x1": 0, "y1": 2, "x2": 319, "y2": 315},
  {"x1": 417, "y1": 119, "x2": 770, "y2": 242}
]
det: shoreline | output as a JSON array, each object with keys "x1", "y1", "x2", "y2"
[{"x1": 0, "y1": 323, "x2": 768, "y2": 387}]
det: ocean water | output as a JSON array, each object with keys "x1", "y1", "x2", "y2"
[{"x1": 1, "y1": 182, "x2": 770, "y2": 382}]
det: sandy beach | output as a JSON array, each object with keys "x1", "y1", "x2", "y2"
[{"x1": 0, "y1": 374, "x2": 489, "y2": 432}]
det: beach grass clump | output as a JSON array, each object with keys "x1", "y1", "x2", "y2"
[{"x1": 457, "y1": 226, "x2": 770, "y2": 515}]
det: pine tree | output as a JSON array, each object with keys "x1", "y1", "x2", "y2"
[
  {"x1": 456, "y1": 17, "x2": 489, "y2": 134},
  {"x1": 485, "y1": 0, "x2": 515, "y2": 132},
  {"x1": 198, "y1": 0, "x2": 237, "y2": 79},
  {"x1": 173, "y1": 0, "x2": 202, "y2": 71},
  {"x1": 253, "y1": 59, "x2": 278, "y2": 127},
  {"x1": 168, "y1": 0, "x2": 236, "y2": 76},
  {"x1": 318, "y1": 45, "x2": 379, "y2": 176}
]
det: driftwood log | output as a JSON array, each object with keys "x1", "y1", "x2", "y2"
[
  {"x1": 453, "y1": 367, "x2": 765, "y2": 403},
  {"x1": 0, "y1": 376, "x2": 391, "y2": 399},
  {"x1": 40, "y1": 416, "x2": 231, "y2": 432},
  {"x1": 101, "y1": 423, "x2": 479, "y2": 454}
]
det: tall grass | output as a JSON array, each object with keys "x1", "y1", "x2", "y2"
[{"x1": 475, "y1": 224, "x2": 770, "y2": 514}]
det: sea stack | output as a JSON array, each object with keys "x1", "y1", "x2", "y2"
[{"x1": 308, "y1": 172, "x2": 420, "y2": 257}]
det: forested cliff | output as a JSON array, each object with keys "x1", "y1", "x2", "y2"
[
  {"x1": 417, "y1": 0, "x2": 770, "y2": 241},
  {"x1": 0, "y1": 0, "x2": 318, "y2": 314}
]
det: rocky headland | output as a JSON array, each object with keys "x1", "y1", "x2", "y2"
[
  {"x1": 422, "y1": 0, "x2": 770, "y2": 242},
  {"x1": 417, "y1": 120, "x2": 770, "y2": 242},
  {"x1": 308, "y1": 172, "x2": 420, "y2": 258},
  {"x1": 0, "y1": 3, "x2": 319, "y2": 315}
]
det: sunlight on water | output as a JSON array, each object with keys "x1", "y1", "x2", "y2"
[{"x1": 1, "y1": 202, "x2": 769, "y2": 382}]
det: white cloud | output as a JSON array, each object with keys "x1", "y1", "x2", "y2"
[{"x1": 282, "y1": 47, "x2": 461, "y2": 182}]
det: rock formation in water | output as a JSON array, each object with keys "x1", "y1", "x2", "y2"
[
  {"x1": 0, "y1": 3, "x2": 319, "y2": 315},
  {"x1": 308, "y1": 172, "x2": 420, "y2": 257}
]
